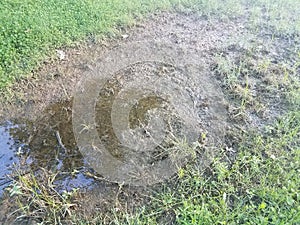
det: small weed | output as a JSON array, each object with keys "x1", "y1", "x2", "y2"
[
  {"x1": 8, "y1": 168, "x2": 78, "y2": 224},
  {"x1": 98, "y1": 112, "x2": 299, "y2": 224}
]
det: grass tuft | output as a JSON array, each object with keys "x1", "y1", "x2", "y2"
[{"x1": 8, "y1": 168, "x2": 79, "y2": 224}]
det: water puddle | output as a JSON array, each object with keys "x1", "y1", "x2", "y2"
[
  {"x1": 0, "y1": 61, "x2": 228, "y2": 194},
  {"x1": 0, "y1": 101, "x2": 95, "y2": 196},
  {"x1": 0, "y1": 122, "x2": 23, "y2": 195}
]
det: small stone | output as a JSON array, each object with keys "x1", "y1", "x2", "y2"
[
  {"x1": 122, "y1": 34, "x2": 129, "y2": 39},
  {"x1": 56, "y1": 50, "x2": 66, "y2": 60}
]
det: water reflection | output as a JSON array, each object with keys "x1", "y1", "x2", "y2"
[
  {"x1": 0, "y1": 101, "x2": 93, "y2": 196},
  {"x1": 0, "y1": 122, "x2": 21, "y2": 195}
]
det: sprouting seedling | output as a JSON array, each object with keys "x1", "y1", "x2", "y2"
[{"x1": 258, "y1": 59, "x2": 271, "y2": 74}]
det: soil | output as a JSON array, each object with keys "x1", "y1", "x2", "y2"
[{"x1": 0, "y1": 11, "x2": 298, "y2": 224}]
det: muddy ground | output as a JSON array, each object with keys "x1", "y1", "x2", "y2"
[{"x1": 0, "y1": 11, "x2": 299, "y2": 224}]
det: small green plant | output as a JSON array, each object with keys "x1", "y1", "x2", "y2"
[
  {"x1": 8, "y1": 168, "x2": 78, "y2": 224},
  {"x1": 98, "y1": 112, "x2": 299, "y2": 225},
  {"x1": 214, "y1": 54, "x2": 240, "y2": 88}
]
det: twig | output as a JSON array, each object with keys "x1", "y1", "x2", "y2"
[{"x1": 55, "y1": 130, "x2": 67, "y2": 153}]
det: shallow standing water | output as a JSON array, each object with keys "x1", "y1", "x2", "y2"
[
  {"x1": 0, "y1": 123, "x2": 21, "y2": 195},
  {"x1": 0, "y1": 12, "x2": 245, "y2": 198},
  {"x1": 0, "y1": 59, "x2": 228, "y2": 194},
  {"x1": 0, "y1": 102, "x2": 96, "y2": 197}
]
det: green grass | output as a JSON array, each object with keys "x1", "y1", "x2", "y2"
[
  {"x1": 170, "y1": 112, "x2": 300, "y2": 225},
  {"x1": 0, "y1": 0, "x2": 174, "y2": 90},
  {"x1": 1, "y1": 0, "x2": 299, "y2": 90},
  {"x1": 74, "y1": 111, "x2": 299, "y2": 225},
  {"x1": 9, "y1": 169, "x2": 79, "y2": 224}
]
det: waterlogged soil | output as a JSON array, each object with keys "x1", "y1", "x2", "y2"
[{"x1": 0, "y1": 12, "x2": 299, "y2": 224}]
